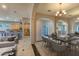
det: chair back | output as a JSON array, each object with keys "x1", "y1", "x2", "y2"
[
  {"x1": 52, "y1": 42, "x2": 66, "y2": 52},
  {"x1": 42, "y1": 36, "x2": 48, "y2": 42}
]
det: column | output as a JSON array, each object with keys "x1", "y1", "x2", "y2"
[
  {"x1": 31, "y1": 4, "x2": 39, "y2": 44},
  {"x1": 54, "y1": 17, "x2": 57, "y2": 34}
]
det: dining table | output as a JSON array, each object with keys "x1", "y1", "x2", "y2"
[{"x1": 43, "y1": 34, "x2": 79, "y2": 46}]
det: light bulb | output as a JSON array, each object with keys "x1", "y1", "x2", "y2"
[
  {"x1": 64, "y1": 11, "x2": 67, "y2": 14},
  {"x1": 62, "y1": 10, "x2": 66, "y2": 12},
  {"x1": 56, "y1": 11, "x2": 59, "y2": 14},
  {"x1": 59, "y1": 14, "x2": 62, "y2": 16},
  {"x1": 56, "y1": 13, "x2": 58, "y2": 16},
  {"x1": 62, "y1": 10, "x2": 67, "y2": 14}
]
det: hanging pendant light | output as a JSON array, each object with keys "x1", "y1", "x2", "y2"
[{"x1": 55, "y1": 3, "x2": 67, "y2": 16}]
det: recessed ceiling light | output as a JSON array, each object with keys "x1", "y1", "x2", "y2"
[{"x1": 2, "y1": 5, "x2": 7, "y2": 9}]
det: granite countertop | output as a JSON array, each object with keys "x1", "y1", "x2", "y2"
[
  {"x1": 0, "y1": 45, "x2": 16, "y2": 56},
  {"x1": 0, "y1": 41, "x2": 16, "y2": 56}
]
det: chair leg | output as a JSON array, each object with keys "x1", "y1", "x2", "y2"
[{"x1": 42, "y1": 41, "x2": 44, "y2": 47}]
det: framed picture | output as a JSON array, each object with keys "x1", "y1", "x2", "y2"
[{"x1": 24, "y1": 23, "x2": 30, "y2": 36}]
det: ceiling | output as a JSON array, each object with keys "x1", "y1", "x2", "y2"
[
  {"x1": 0, "y1": 3, "x2": 34, "y2": 22},
  {"x1": 0, "y1": 3, "x2": 79, "y2": 22},
  {"x1": 36, "y1": 3, "x2": 79, "y2": 18}
]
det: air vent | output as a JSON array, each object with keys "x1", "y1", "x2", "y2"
[{"x1": 48, "y1": 10, "x2": 51, "y2": 12}]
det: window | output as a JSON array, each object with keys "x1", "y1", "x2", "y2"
[
  {"x1": 57, "y1": 20, "x2": 68, "y2": 36},
  {"x1": 75, "y1": 22, "x2": 79, "y2": 32},
  {"x1": 42, "y1": 23, "x2": 48, "y2": 36}
]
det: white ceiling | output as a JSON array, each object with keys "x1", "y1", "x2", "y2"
[
  {"x1": 36, "y1": 3, "x2": 79, "y2": 18},
  {"x1": 0, "y1": 3, "x2": 34, "y2": 22},
  {"x1": 0, "y1": 3, "x2": 79, "y2": 22}
]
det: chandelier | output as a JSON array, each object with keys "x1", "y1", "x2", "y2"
[{"x1": 56, "y1": 3, "x2": 67, "y2": 16}]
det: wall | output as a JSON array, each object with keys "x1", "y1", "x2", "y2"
[{"x1": 36, "y1": 20, "x2": 42, "y2": 41}]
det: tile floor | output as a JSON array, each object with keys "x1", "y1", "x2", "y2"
[{"x1": 16, "y1": 37, "x2": 35, "y2": 56}]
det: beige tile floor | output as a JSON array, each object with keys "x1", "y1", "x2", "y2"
[{"x1": 16, "y1": 37, "x2": 35, "y2": 56}]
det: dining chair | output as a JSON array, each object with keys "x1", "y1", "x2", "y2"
[{"x1": 41, "y1": 36, "x2": 48, "y2": 48}]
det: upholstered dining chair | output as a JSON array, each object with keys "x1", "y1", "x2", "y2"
[{"x1": 41, "y1": 36, "x2": 48, "y2": 48}]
